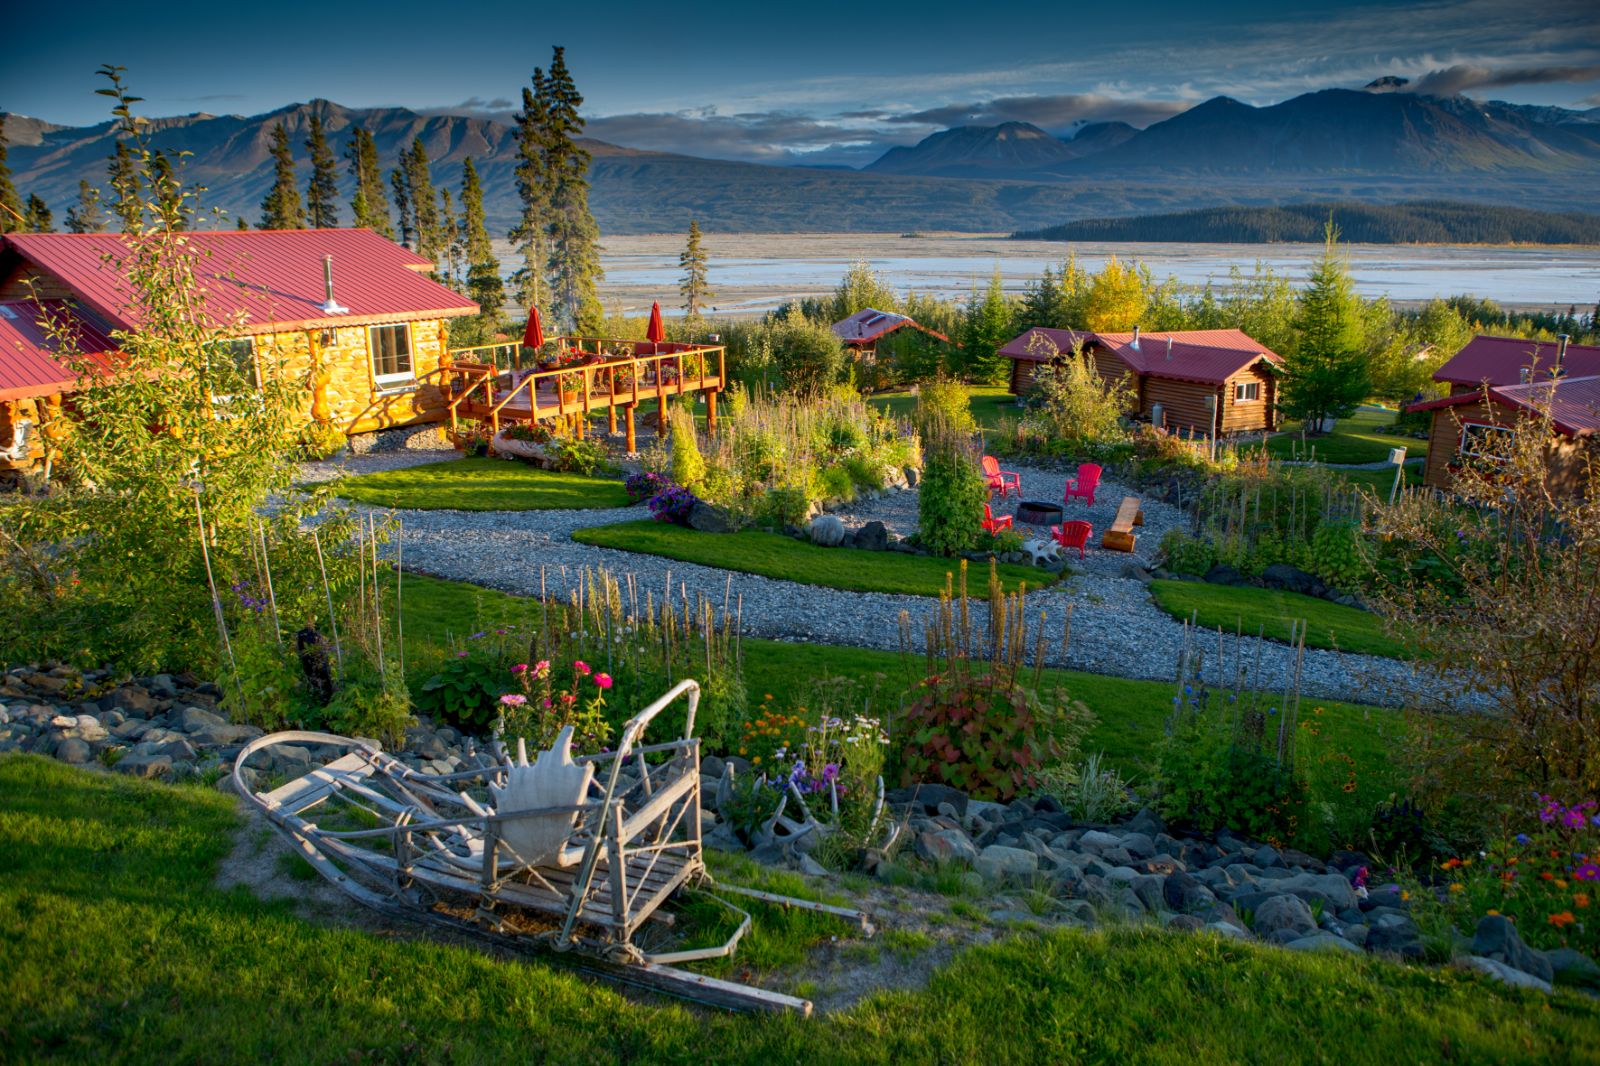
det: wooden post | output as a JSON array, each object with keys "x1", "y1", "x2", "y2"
[
  {"x1": 656, "y1": 362, "x2": 668, "y2": 435},
  {"x1": 706, "y1": 389, "x2": 718, "y2": 435},
  {"x1": 607, "y1": 370, "x2": 618, "y2": 436},
  {"x1": 625, "y1": 403, "x2": 636, "y2": 454}
]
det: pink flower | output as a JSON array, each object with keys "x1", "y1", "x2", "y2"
[
  {"x1": 541, "y1": 698, "x2": 552, "y2": 709},
  {"x1": 534, "y1": 660, "x2": 550, "y2": 678},
  {"x1": 573, "y1": 660, "x2": 591, "y2": 676},
  {"x1": 499, "y1": 693, "x2": 527, "y2": 707},
  {"x1": 594, "y1": 673, "x2": 613, "y2": 690},
  {"x1": 511, "y1": 663, "x2": 528, "y2": 674}
]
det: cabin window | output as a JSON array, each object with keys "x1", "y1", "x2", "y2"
[
  {"x1": 1234, "y1": 381, "x2": 1259, "y2": 402},
  {"x1": 1459, "y1": 422, "x2": 1513, "y2": 461},
  {"x1": 207, "y1": 337, "x2": 257, "y2": 392},
  {"x1": 370, "y1": 324, "x2": 414, "y2": 385}
]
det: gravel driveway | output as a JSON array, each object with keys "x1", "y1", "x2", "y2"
[{"x1": 332, "y1": 457, "x2": 1431, "y2": 708}]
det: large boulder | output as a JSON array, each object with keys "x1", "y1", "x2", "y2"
[
  {"x1": 916, "y1": 828, "x2": 979, "y2": 866},
  {"x1": 686, "y1": 501, "x2": 734, "y2": 533},
  {"x1": 1252, "y1": 894, "x2": 1318, "y2": 939},
  {"x1": 1546, "y1": 947, "x2": 1600, "y2": 991},
  {"x1": 853, "y1": 521, "x2": 889, "y2": 551},
  {"x1": 1259, "y1": 563, "x2": 1325, "y2": 597},
  {"x1": 1464, "y1": 956, "x2": 1553, "y2": 993},
  {"x1": 1286, "y1": 933, "x2": 1362, "y2": 955},
  {"x1": 1472, "y1": 914, "x2": 1554, "y2": 983},
  {"x1": 1203, "y1": 564, "x2": 1248, "y2": 586},
  {"x1": 806, "y1": 514, "x2": 847, "y2": 547},
  {"x1": 975, "y1": 845, "x2": 1038, "y2": 881}
]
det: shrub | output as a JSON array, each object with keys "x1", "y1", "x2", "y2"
[
  {"x1": 667, "y1": 406, "x2": 705, "y2": 489},
  {"x1": 761, "y1": 486, "x2": 812, "y2": 527},
  {"x1": 321, "y1": 664, "x2": 412, "y2": 750},
  {"x1": 299, "y1": 421, "x2": 348, "y2": 460},
  {"x1": 916, "y1": 378, "x2": 976, "y2": 434},
  {"x1": 418, "y1": 648, "x2": 510, "y2": 730},
  {"x1": 917, "y1": 415, "x2": 986, "y2": 556},
  {"x1": 1159, "y1": 530, "x2": 1217, "y2": 575},
  {"x1": 1308, "y1": 519, "x2": 1367, "y2": 590},
  {"x1": 1019, "y1": 335, "x2": 1134, "y2": 450},
  {"x1": 1042, "y1": 752, "x2": 1134, "y2": 823},
  {"x1": 646, "y1": 485, "x2": 699, "y2": 525},
  {"x1": 899, "y1": 672, "x2": 1072, "y2": 801},
  {"x1": 766, "y1": 308, "x2": 846, "y2": 394},
  {"x1": 625, "y1": 471, "x2": 671, "y2": 504},
  {"x1": 1157, "y1": 716, "x2": 1310, "y2": 845}
]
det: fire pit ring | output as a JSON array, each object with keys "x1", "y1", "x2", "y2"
[{"x1": 1015, "y1": 501, "x2": 1063, "y2": 526}]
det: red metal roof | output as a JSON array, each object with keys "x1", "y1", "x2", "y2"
[
  {"x1": 0, "y1": 299, "x2": 121, "y2": 402},
  {"x1": 1433, "y1": 334, "x2": 1600, "y2": 388},
  {"x1": 999, "y1": 326, "x2": 1281, "y2": 385},
  {"x1": 1406, "y1": 375, "x2": 1600, "y2": 438},
  {"x1": 831, "y1": 308, "x2": 950, "y2": 346},
  {"x1": 1, "y1": 229, "x2": 477, "y2": 335}
]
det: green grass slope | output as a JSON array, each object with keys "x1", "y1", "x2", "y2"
[{"x1": 332, "y1": 457, "x2": 632, "y2": 511}]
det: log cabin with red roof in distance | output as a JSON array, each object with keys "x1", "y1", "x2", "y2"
[
  {"x1": 999, "y1": 325, "x2": 1283, "y2": 436},
  {"x1": 1406, "y1": 333, "x2": 1600, "y2": 495},
  {"x1": 0, "y1": 228, "x2": 478, "y2": 473}
]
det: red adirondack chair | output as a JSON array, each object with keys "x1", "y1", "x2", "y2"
[
  {"x1": 980, "y1": 455, "x2": 1021, "y2": 498},
  {"x1": 981, "y1": 502, "x2": 1013, "y2": 534},
  {"x1": 1064, "y1": 463, "x2": 1102, "y2": 506},
  {"x1": 1052, "y1": 520, "x2": 1093, "y2": 560}
]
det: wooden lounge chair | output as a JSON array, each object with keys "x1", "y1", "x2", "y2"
[
  {"x1": 980, "y1": 456, "x2": 1021, "y2": 498},
  {"x1": 1100, "y1": 495, "x2": 1145, "y2": 552},
  {"x1": 982, "y1": 502, "x2": 1013, "y2": 534},
  {"x1": 1064, "y1": 463, "x2": 1102, "y2": 506},
  {"x1": 1051, "y1": 520, "x2": 1093, "y2": 560}
]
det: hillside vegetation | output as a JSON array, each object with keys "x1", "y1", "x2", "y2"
[{"x1": 1015, "y1": 201, "x2": 1600, "y2": 245}]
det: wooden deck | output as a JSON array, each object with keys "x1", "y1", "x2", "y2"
[{"x1": 442, "y1": 337, "x2": 726, "y2": 451}]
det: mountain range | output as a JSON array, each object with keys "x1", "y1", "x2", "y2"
[{"x1": 4, "y1": 88, "x2": 1598, "y2": 236}]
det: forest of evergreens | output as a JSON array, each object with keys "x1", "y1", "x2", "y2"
[{"x1": 1015, "y1": 201, "x2": 1600, "y2": 245}]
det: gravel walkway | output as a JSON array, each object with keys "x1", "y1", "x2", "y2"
[
  {"x1": 335, "y1": 457, "x2": 1434, "y2": 708},
  {"x1": 299, "y1": 443, "x2": 462, "y2": 484}
]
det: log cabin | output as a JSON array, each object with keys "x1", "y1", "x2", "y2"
[
  {"x1": 1407, "y1": 333, "x2": 1600, "y2": 494},
  {"x1": 0, "y1": 229, "x2": 478, "y2": 473},
  {"x1": 1000, "y1": 325, "x2": 1282, "y2": 436}
]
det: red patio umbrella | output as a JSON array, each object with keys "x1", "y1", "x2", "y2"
[
  {"x1": 646, "y1": 301, "x2": 666, "y2": 344},
  {"x1": 522, "y1": 306, "x2": 545, "y2": 350}
]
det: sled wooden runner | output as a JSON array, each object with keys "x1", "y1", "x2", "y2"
[{"x1": 233, "y1": 679, "x2": 872, "y2": 1015}]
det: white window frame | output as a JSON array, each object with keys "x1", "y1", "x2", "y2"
[
  {"x1": 370, "y1": 323, "x2": 415, "y2": 388},
  {"x1": 1458, "y1": 421, "x2": 1513, "y2": 462},
  {"x1": 1233, "y1": 381, "x2": 1260, "y2": 402},
  {"x1": 209, "y1": 337, "x2": 259, "y2": 411}
]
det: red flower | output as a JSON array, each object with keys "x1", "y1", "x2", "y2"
[
  {"x1": 594, "y1": 673, "x2": 613, "y2": 690},
  {"x1": 573, "y1": 660, "x2": 591, "y2": 676}
]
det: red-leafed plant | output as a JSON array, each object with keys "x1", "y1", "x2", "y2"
[{"x1": 895, "y1": 560, "x2": 1093, "y2": 801}]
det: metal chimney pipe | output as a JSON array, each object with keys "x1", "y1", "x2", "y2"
[
  {"x1": 1132, "y1": 325, "x2": 1141, "y2": 349},
  {"x1": 320, "y1": 254, "x2": 349, "y2": 315},
  {"x1": 1166, "y1": 336, "x2": 1174, "y2": 360},
  {"x1": 1556, "y1": 333, "x2": 1570, "y2": 377}
]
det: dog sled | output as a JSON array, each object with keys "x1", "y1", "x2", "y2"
[{"x1": 232, "y1": 679, "x2": 871, "y2": 1015}]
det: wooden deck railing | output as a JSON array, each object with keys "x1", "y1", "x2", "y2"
[{"x1": 441, "y1": 337, "x2": 727, "y2": 450}]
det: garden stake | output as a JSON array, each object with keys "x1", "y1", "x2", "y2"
[
  {"x1": 396, "y1": 517, "x2": 405, "y2": 682},
  {"x1": 192, "y1": 488, "x2": 242, "y2": 710},
  {"x1": 258, "y1": 520, "x2": 282, "y2": 645},
  {"x1": 310, "y1": 528, "x2": 344, "y2": 676}
]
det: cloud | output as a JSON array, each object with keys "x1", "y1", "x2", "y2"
[
  {"x1": 583, "y1": 110, "x2": 919, "y2": 166},
  {"x1": 884, "y1": 93, "x2": 1190, "y2": 132},
  {"x1": 1405, "y1": 63, "x2": 1600, "y2": 96}
]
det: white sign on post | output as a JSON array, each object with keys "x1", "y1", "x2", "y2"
[{"x1": 1389, "y1": 446, "x2": 1408, "y2": 503}]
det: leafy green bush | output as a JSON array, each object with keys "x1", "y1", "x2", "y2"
[
  {"x1": 321, "y1": 664, "x2": 413, "y2": 750},
  {"x1": 1309, "y1": 520, "x2": 1368, "y2": 590},
  {"x1": 417, "y1": 649, "x2": 509, "y2": 730},
  {"x1": 898, "y1": 672, "x2": 1088, "y2": 801},
  {"x1": 1159, "y1": 530, "x2": 1217, "y2": 575},
  {"x1": 917, "y1": 416, "x2": 986, "y2": 556},
  {"x1": 916, "y1": 378, "x2": 976, "y2": 434},
  {"x1": 1156, "y1": 717, "x2": 1309, "y2": 845},
  {"x1": 766, "y1": 308, "x2": 845, "y2": 394},
  {"x1": 668, "y1": 405, "x2": 705, "y2": 489}
]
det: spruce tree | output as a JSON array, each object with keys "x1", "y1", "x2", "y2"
[
  {"x1": 0, "y1": 115, "x2": 27, "y2": 234},
  {"x1": 1280, "y1": 224, "x2": 1371, "y2": 431},
  {"x1": 509, "y1": 69, "x2": 551, "y2": 310},
  {"x1": 107, "y1": 139, "x2": 143, "y2": 231},
  {"x1": 679, "y1": 219, "x2": 713, "y2": 319},
  {"x1": 65, "y1": 180, "x2": 108, "y2": 233},
  {"x1": 397, "y1": 138, "x2": 441, "y2": 262},
  {"x1": 304, "y1": 113, "x2": 340, "y2": 228},
  {"x1": 959, "y1": 269, "x2": 1016, "y2": 385},
  {"x1": 23, "y1": 194, "x2": 52, "y2": 232},
  {"x1": 346, "y1": 126, "x2": 392, "y2": 237},
  {"x1": 542, "y1": 47, "x2": 604, "y2": 333},
  {"x1": 460, "y1": 157, "x2": 504, "y2": 320},
  {"x1": 437, "y1": 187, "x2": 461, "y2": 284},
  {"x1": 389, "y1": 162, "x2": 412, "y2": 248},
  {"x1": 259, "y1": 123, "x2": 304, "y2": 229}
]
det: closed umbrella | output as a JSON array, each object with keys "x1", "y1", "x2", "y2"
[
  {"x1": 646, "y1": 301, "x2": 666, "y2": 344},
  {"x1": 522, "y1": 306, "x2": 545, "y2": 350}
]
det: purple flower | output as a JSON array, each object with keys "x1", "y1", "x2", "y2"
[
  {"x1": 1514, "y1": 833, "x2": 1531, "y2": 846},
  {"x1": 1575, "y1": 863, "x2": 1600, "y2": 881},
  {"x1": 1564, "y1": 809, "x2": 1588, "y2": 829}
]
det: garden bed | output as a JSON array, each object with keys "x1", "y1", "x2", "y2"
[{"x1": 572, "y1": 519, "x2": 1052, "y2": 597}]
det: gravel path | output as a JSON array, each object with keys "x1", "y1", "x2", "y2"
[
  {"x1": 299, "y1": 444, "x2": 462, "y2": 484},
  {"x1": 337, "y1": 458, "x2": 1433, "y2": 708}
]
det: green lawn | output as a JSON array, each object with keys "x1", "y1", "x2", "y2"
[
  {"x1": 572, "y1": 519, "x2": 1053, "y2": 597},
  {"x1": 1148, "y1": 579, "x2": 1406, "y2": 659},
  {"x1": 869, "y1": 386, "x2": 1017, "y2": 434},
  {"x1": 1261, "y1": 407, "x2": 1428, "y2": 465},
  {"x1": 1332, "y1": 464, "x2": 1424, "y2": 497},
  {"x1": 395, "y1": 573, "x2": 1405, "y2": 806},
  {"x1": 333, "y1": 457, "x2": 632, "y2": 511},
  {"x1": 5, "y1": 755, "x2": 1595, "y2": 1064}
]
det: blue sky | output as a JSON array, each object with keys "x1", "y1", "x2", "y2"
[{"x1": 3, "y1": 0, "x2": 1597, "y2": 166}]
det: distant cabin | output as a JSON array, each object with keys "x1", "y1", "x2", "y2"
[
  {"x1": 0, "y1": 229, "x2": 477, "y2": 472},
  {"x1": 999, "y1": 326, "x2": 1282, "y2": 436},
  {"x1": 831, "y1": 308, "x2": 949, "y2": 361},
  {"x1": 1407, "y1": 334, "x2": 1600, "y2": 495}
]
